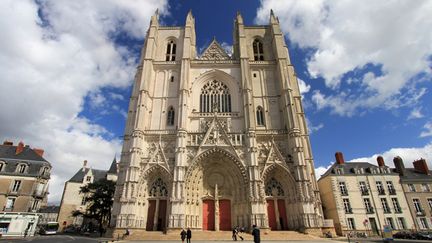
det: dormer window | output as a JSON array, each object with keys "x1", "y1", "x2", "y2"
[
  {"x1": 41, "y1": 167, "x2": 50, "y2": 176},
  {"x1": 166, "y1": 40, "x2": 176, "y2": 61},
  {"x1": 0, "y1": 161, "x2": 5, "y2": 172},
  {"x1": 17, "y1": 164, "x2": 27, "y2": 173},
  {"x1": 86, "y1": 176, "x2": 92, "y2": 182},
  {"x1": 253, "y1": 39, "x2": 264, "y2": 61}
]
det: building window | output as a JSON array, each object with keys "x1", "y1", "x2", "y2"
[
  {"x1": 347, "y1": 218, "x2": 355, "y2": 230},
  {"x1": 199, "y1": 80, "x2": 231, "y2": 113},
  {"x1": 343, "y1": 199, "x2": 352, "y2": 213},
  {"x1": 11, "y1": 180, "x2": 22, "y2": 192},
  {"x1": 170, "y1": 76, "x2": 174, "y2": 82},
  {"x1": 381, "y1": 198, "x2": 391, "y2": 213},
  {"x1": 339, "y1": 182, "x2": 348, "y2": 196},
  {"x1": 397, "y1": 217, "x2": 406, "y2": 229},
  {"x1": 5, "y1": 198, "x2": 15, "y2": 209},
  {"x1": 419, "y1": 217, "x2": 429, "y2": 229},
  {"x1": 253, "y1": 39, "x2": 264, "y2": 61},
  {"x1": 31, "y1": 200, "x2": 39, "y2": 211},
  {"x1": 86, "y1": 176, "x2": 91, "y2": 182},
  {"x1": 364, "y1": 198, "x2": 374, "y2": 213},
  {"x1": 408, "y1": 184, "x2": 416, "y2": 192},
  {"x1": 359, "y1": 181, "x2": 368, "y2": 195},
  {"x1": 17, "y1": 164, "x2": 27, "y2": 173},
  {"x1": 386, "y1": 217, "x2": 395, "y2": 229},
  {"x1": 391, "y1": 198, "x2": 402, "y2": 213},
  {"x1": 0, "y1": 162, "x2": 4, "y2": 171},
  {"x1": 376, "y1": 181, "x2": 385, "y2": 195},
  {"x1": 41, "y1": 167, "x2": 49, "y2": 176},
  {"x1": 256, "y1": 106, "x2": 265, "y2": 126},
  {"x1": 167, "y1": 106, "x2": 175, "y2": 126},
  {"x1": 427, "y1": 198, "x2": 432, "y2": 211},
  {"x1": 81, "y1": 197, "x2": 86, "y2": 206},
  {"x1": 413, "y1": 198, "x2": 423, "y2": 214},
  {"x1": 386, "y1": 181, "x2": 396, "y2": 195},
  {"x1": 166, "y1": 40, "x2": 176, "y2": 61},
  {"x1": 422, "y1": 183, "x2": 430, "y2": 192}
]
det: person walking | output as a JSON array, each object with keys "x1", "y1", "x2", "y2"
[
  {"x1": 252, "y1": 225, "x2": 260, "y2": 243},
  {"x1": 180, "y1": 229, "x2": 187, "y2": 243},
  {"x1": 186, "y1": 228, "x2": 192, "y2": 243},
  {"x1": 232, "y1": 227, "x2": 237, "y2": 241}
]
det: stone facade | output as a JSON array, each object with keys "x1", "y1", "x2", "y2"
[
  {"x1": 111, "y1": 11, "x2": 323, "y2": 232},
  {"x1": 57, "y1": 159, "x2": 117, "y2": 231},
  {"x1": 0, "y1": 140, "x2": 51, "y2": 236},
  {"x1": 318, "y1": 153, "x2": 415, "y2": 236},
  {"x1": 393, "y1": 157, "x2": 432, "y2": 231}
]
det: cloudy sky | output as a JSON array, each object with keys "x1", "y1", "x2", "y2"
[{"x1": 1, "y1": 0, "x2": 431, "y2": 204}]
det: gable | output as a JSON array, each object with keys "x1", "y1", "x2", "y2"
[{"x1": 200, "y1": 39, "x2": 230, "y2": 60}]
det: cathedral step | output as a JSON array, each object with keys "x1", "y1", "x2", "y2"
[{"x1": 112, "y1": 229, "x2": 320, "y2": 241}]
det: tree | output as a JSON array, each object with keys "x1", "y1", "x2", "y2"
[{"x1": 79, "y1": 178, "x2": 116, "y2": 235}]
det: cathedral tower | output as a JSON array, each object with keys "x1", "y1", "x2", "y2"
[{"x1": 111, "y1": 10, "x2": 323, "y2": 233}]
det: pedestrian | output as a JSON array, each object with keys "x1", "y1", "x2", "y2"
[
  {"x1": 186, "y1": 227, "x2": 192, "y2": 243},
  {"x1": 237, "y1": 228, "x2": 244, "y2": 241},
  {"x1": 24, "y1": 228, "x2": 28, "y2": 238},
  {"x1": 232, "y1": 227, "x2": 237, "y2": 241},
  {"x1": 252, "y1": 225, "x2": 260, "y2": 243},
  {"x1": 180, "y1": 228, "x2": 187, "y2": 243}
]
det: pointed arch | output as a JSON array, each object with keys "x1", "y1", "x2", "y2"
[
  {"x1": 166, "y1": 39, "x2": 176, "y2": 61},
  {"x1": 256, "y1": 106, "x2": 265, "y2": 126},
  {"x1": 167, "y1": 106, "x2": 175, "y2": 126}
]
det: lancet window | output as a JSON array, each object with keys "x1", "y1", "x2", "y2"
[
  {"x1": 167, "y1": 106, "x2": 175, "y2": 126},
  {"x1": 199, "y1": 80, "x2": 231, "y2": 113},
  {"x1": 265, "y1": 177, "x2": 285, "y2": 197},
  {"x1": 149, "y1": 178, "x2": 168, "y2": 197},
  {"x1": 166, "y1": 40, "x2": 176, "y2": 61},
  {"x1": 253, "y1": 39, "x2": 264, "y2": 61},
  {"x1": 256, "y1": 106, "x2": 265, "y2": 126}
]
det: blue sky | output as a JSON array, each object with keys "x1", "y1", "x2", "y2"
[{"x1": 0, "y1": 0, "x2": 431, "y2": 203}]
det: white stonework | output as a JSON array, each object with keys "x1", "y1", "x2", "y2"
[{"x1": 111, "y1": 11, "x2": 323, "y2": 232}]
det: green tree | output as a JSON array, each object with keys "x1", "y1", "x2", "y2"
[{"x1": 79, "y1": 178, "x2": 116, "y2": 234}]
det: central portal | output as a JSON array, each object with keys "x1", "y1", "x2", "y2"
[{"x1": 184, "y1": 149, "x2": 249, "y2": 230}]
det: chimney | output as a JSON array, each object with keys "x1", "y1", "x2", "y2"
[
  {"x1": 377, "y1": 156, "x2": 385, "y2": 167},
  {"x1": 33, "y1": 148, "x2": 44, "y2": 157},
  {"x1": 413, "y1": 159, "x2": 429, "y2": 175},
  {"x1": 82, "y1": 160, "x2": 88, "y2": 171},
  {"x1": 15, "y1": 141, "x2": 24, "y2": 155},
  {"x1": 393, "y1": 156, "x2": 405, "y2": 176},
  {"x1": 335, "y1": 152, "x2": 345, "y2": 164},
  {"x1": 3, "y1": 140, "x2": 13, "y2": 146}
]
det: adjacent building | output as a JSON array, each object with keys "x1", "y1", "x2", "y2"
[
  {"x1": 318, "y1": 152, "x2": 415, "y2": 236},
  {"x1": 0, "y1": 140, "x2": 52, "y2": 236},
  {"x1": 57, "y1": 158, "x2": 117, "y2": 231},
  {"x1": 111, "y1": 10, "x2": 323, "y2": 236},
  {"x1": 38, "y1": 205, "x2": 60, "y2": 225},
  {"x1": 393, "y1": 156, "x2": 432, "y2": 231}
]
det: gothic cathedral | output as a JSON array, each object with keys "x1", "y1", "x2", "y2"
[{"x1": 111, "y1": 10, "x2": 324, "y2": 233}]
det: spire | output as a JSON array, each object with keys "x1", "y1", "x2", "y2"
[
  {"x1": 186, "y1": 9, "x2": 194, "y2": 25},
  {"x1": 236, "y1": 11, "x2": 244, "y2": 25},
  {"x1": 107, "y1": 155, "x2": 118, "y2": 174},
  {"x1": 150, "y1": 8, "x2": 159, "y2": 26},
  {"x1": 270, "y1": 9, "x2": 278, "y2": 24}
]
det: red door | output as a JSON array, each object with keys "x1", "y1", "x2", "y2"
[
  {"x1": 203, "y1": 200, "x2": 215, "y2": 230},
  {"x1": 157, "y1": 200, "x2": 167, "y2": 231},
  {"x1": 267, "y1": 199, "x2": 277, "y2": 230},
  {"x1": 277, "y1": 199, "x2": 288, "y2": 230},
  {"x1": 146, "y1": 200, "x2": 156, "y2": 231},
  {"x1": 219, "y1": 200, "x2": 231, "y2": 230}
]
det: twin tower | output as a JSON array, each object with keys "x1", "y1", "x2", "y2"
[{"x1": 111, "y1": 10, "x2": 324, "y2": 234}]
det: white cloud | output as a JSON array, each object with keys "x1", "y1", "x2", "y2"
[
  {"x1": 220, "y1": 42, "x2": 233, "y2": 56},
  {"x1": 298, "y1": 78, "x2": 311, "y2": 94},
  {"x1": 350, "y1": 143, "x2": 432, "y2": 168},
  {"x1": 256, "y1": 0, "x2": 432, "y2": 116},
  {"x1": 305, "y1": 117, "x2": 324, "y2": 134},
  {"x1": 420, "y1": 122, "x2": 432, "y2": 138},
  {"x1": 0, "y1": 0, "x2": 168, "y2": 203},
  {"x1": 315, "y1": 164, "x2": 332, "y2": 179},
  {"x1": 408, "y1": 107, "x2": 424, "y2": 120}
]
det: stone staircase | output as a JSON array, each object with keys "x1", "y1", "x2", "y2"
[{"x1": 116, "y1": 230, "x2": 321, "y2": 241}]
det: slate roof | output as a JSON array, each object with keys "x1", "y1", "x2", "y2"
[
  {"x1": 38, "y1": 205, "x2": 60, "y2": 214},
  {"x1": 319, "y1": 161, "x2": 398, "y2": 180},
  {"x1": 394, "y1": 168, "x2": 432, "y2": 182},
  {"x1": 68, "y1": 168, "x2": 108, "y2": 183},
  {"x1": 107, "y1": 157, "x2": 117, "y2": 174},
  {"x1": 0, "y1": 144, "x2": 51, "y2": 177}
]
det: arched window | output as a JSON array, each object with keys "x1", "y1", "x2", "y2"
[
  {"x1": 253, "y1": 39, "x2": 264, "y2": 61},
  {"x1": 167, "y1": 106, "x2": 175, "y2": 126},
  {"x1": 256, "y1": 106, "x2": 265, "y2": 126},
  {"x1": 265, "y1": 177, "x2": 285, "y2": 196},
  {"x1": 200, "y1": 80, "x2": 231, "y2": 113},
  {"x1": 149, "y1": 178, "x2": 168, "y2": 197},
  {"x1": 41, "y1": 167, "x2": 50, "y2": 176},
  {"x1": 166, "y1": 40, "x2": 176, "y2": 61}
]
